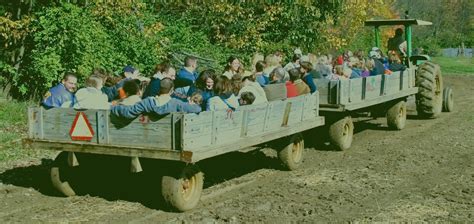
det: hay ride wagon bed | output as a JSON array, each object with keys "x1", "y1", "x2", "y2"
[
  {"x1": 315, "y1": 70, "x2": 419, "y2": 150},
  {"x1": 25, "y1": 93, "x2": 324, "y2": 211}
]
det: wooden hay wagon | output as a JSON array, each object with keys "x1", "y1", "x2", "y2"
[{"x1": 25, "y1": 93, "x2": 324, "y2": 211}]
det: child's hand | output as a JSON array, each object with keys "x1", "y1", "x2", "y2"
[{"x1": 187, "y1": 97, "x2": 195, "y2": 105}]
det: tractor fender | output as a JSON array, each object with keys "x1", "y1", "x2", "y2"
[{"x1": 410, "y1": 55, "x2": 431, "y2": 66}]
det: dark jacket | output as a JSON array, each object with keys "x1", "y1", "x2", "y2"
[
  {"x1": 303, "y1": 73, "x2": 317, "y2": 93},
  {"x1": 142, "y1": 77, "x2": 161, "y2": 99},
  {"x1": 187, "y1": 85, "x2": 215, "y2": 110},
  {"x1": 102, "y1": 78, "x2": 128, "y2": 102},
  {"x1": 389, "y1": 63, "x2": 406, "y2": 72},
  {"x1": 371, "y1": 59, "x2": 385, "y2": 76}
]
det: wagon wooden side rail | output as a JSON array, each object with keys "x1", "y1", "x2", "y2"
[{"x1": 26, "y1": 93, "x2": 323, "y2": 163}]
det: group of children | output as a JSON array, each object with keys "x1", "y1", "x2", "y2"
[{"x1": 41, "y1": 48, "x2": 406, "y2": 119}]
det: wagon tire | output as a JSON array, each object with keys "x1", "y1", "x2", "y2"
[
  {"x1": 386, "y1": 100, "x2": 407, "y2": 130},
  {"x1": 161, "y1": 164, "x2": 204, "y2": 212},
  {"x1": 50, "y1": 152, "x2": 80, "y2": 197},
  {"x1": 416, "y1": 61, "x2": 443, "y2": 118},
  {"x1": 442, "y1": 86, "x2": 454, "y2": 112},
  {"x1": 328, "y1": 116, "x2": 354, "y2": 151},
  {"x1": 278, "y1": 133, "x2": 304, "y2": 171}
]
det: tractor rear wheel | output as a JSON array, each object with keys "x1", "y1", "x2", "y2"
[{"x1": 415, "y1": 62, "x2": 443, "y2": 118}]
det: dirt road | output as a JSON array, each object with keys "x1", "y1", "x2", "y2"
[{"x1": 0, "y1": 75, "x2": 473, "y2": 222}]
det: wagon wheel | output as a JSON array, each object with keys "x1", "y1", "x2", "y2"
[
  {"x1": 161, "y1": 164, "x2": 204, "y2": 212},
  {"x1": 442, "y1": 86, "x2": 454, "y2": 112},
  {"x1": 278, "y1": 133, "x2": 304, "y2": 171},
  {"x1": 328, "y1": 116, "x2": 354, "y2": 151},
  {"x1": 50, "y1": 151, "x2": 81, "y2": 196},
  {"x1": 386, "y1": 100, "x2": 407, "y2": 130}
]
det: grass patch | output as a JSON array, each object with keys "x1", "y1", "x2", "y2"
[
  {"x1": 431, "y1": 56, "x2": 474, "y2": 75},
  {"x1": 0, "y1": 100, "x2": 54, "y2": 163}
]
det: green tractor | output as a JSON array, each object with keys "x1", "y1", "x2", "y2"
[{"x1": 365, "y1": 19, "x2": 454, "y2": 117}]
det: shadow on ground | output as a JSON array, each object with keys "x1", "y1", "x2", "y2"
[{"x1": 0, "y1": 149, "x2": 282, "y2": 211}]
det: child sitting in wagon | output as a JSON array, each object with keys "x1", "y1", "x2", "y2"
[
  {"x1": 111, "y1": 78, "x2": 201, "y2": 119},
  {"x1": 74, "y1": 75, "x2": 110, "y2": 110}
]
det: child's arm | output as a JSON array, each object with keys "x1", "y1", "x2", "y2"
[
  {"x1": 176, "y1": 100, "x2": 202, "y2": 113},
  {"x1": 111, "y1": 98, "x2": 153, "y2": 119}
]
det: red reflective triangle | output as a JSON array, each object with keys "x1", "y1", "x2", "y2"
[{"x1": 69, "y1": 112, "x2": 95, "y2": 141}]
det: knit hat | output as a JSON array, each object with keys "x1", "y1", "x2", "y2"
[{"x1": 122, "y1": 65, "x2": 136, "y2": 74}]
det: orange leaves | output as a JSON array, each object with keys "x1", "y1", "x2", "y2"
[
  {"x1": 0, "y1": 14, "x2": 32, "y2": 47},
  {"x1": 320, "y1": 0, "x2": 398, "y2": 50}
]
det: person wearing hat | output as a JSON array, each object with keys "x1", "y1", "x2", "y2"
[
  {"x1": 368, "y1": 49, "x2": 386, "y2": 76},
  {"x1": 98, "y1": 65, "x2": 140, "y2": 102}
]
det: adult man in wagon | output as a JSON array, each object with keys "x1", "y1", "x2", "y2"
[{"x1": 41, "y1": 73, "x2": 77, "y2": 109}]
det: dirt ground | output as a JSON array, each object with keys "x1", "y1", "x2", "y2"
[{"x1": 0, "y1": 75, "x2": 473, "y2": 223}]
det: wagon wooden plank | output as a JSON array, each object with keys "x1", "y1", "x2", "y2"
[
  {"x1": 24, "y1": 139, "x2": 188, "y2": 162},
  {"x1": 349, "y1": 78, "x2": 363, "y2": 103},
  {"x1": 214, "y1": 110, "x2": 244, "y2": 146},
  {"x1": 303, "y1": 93, "x2": 318, "y2": 120},
  {"x1": 287, "y1": 96, "x2": 305, "y2": 125},
  {"x1": 189, "y1": 116, "x2": 325, "y2": 162},
  {"x1": 264, "y1": 100, "x2": 287, "y2": 131},
  {"x1": 383, "y1": 72, "x2": 401, "y2": 95},
  {"x1": 182, "y1": 112, "x2": 213, "y2": 149},
  {"x1": 364, "y1": 75, "x2": 383, "y2": 100},
  {"x1": 42, "y1": 109, "x2": 98, "y2": 142},
  {"x1": 108, "y1": 119, "x2": 173, "y2": 148},
  {"x1": 339, "y1": 80, "x2": 350, "y2": 104},
  {"x1": 28, "y1": 107, "x2": 43, "y2": 139},
  {"x1": 243, "y1": 103, "x2": 268, "y2": 137},
  {"x1": 96, "y1": 110, "x2": 110, "y2": 144},
  {"x1": 344, "y1": 87, "x2": 418, "y2": 111}
]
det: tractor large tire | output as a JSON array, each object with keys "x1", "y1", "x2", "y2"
[
  {"x1": 278, "y1": 133, "x2": 304, "y2": 171},
  {"x1": 415, "y1": 61, "x2": 443, "y2": 118},
  {"x1": 386, "y1": 100, "x2": 407, "y2": 130},
  {"x1": 328, "y1": 116, "x2": 354, "y2": 151},
  {"x1": 442, "y1": 86, "x2": 454, "y2": 112},
  {"x1": 161, "y1": 164, "x2": 204, "y2": 212}
]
